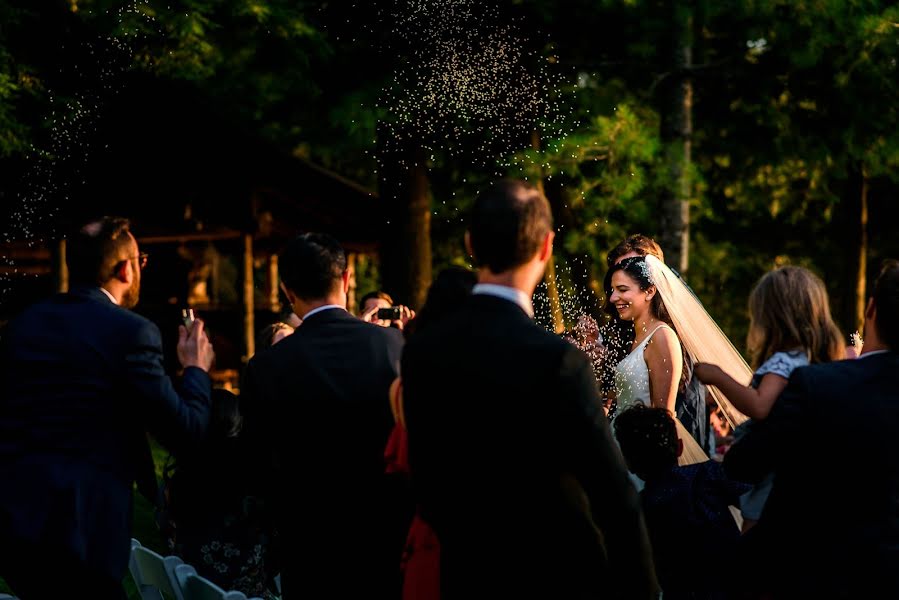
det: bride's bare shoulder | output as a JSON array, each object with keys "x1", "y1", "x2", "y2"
[{"x1": 645, "y1": 325, "x2": 681, "y2": 355}]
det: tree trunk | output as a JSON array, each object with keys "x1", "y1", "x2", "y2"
[
  {"x1": 532, "y1": 130, "x2": 566, "y2": 333},
  {"x1": 658, "y1": 0, "x2": 693, "y2": 275},
  {"x1": 543, "y1": 179, "x2": 605, "y2": 320},
  {"x1": 854, "y1": 169, "x2": 869, "y2": 335},
  {"x1": 377, "y1": 127, "x2": 432, "y2": 310}
]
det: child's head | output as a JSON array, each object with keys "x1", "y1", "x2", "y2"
[
  {"x1": 747, "y1": 265, "x2": 844, "y2": 368},
  {"x1": 614, "y1": 405, "x2": 682, "y2": 481}
]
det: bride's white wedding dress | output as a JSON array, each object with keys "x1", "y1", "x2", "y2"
[{"x1": 613, "y1": 323, "x2": 710, "y2": 466}]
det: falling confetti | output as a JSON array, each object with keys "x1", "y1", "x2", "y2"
[{"x1": 1, "y1": 2, "x2": 161, "y2": 302}]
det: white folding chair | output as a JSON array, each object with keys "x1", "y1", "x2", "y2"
[
  {"x1": 128, "y1": 538, "x2": 185, "y2": 600},
  {"x1": 173, "y1": 564, "x2": 261, "y2": 600}
]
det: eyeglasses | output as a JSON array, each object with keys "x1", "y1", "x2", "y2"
[{"x1": 131, "y1": 252, "x2": 149, "y2": 270}]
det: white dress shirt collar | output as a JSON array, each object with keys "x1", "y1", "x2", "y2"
[
  {"x1": 98, "y1": 287, "x2": 118, "y2": 305},
  {"x1": 301, "y1": 304, "x2": 346, "y2": 321},
  {"x1": 472, "y1": 283, "x2": 534, "y2": 318},
  {"x1": 859, "y1": 349, "x2": 890, "y2": 359}
]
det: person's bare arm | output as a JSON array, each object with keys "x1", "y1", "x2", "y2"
[
  {"x1": 644, "y1": 327, "x2": 682, "y2": 413},
  {"x1": 694, "y1": 364, "x2": 788, "y2": 420}
]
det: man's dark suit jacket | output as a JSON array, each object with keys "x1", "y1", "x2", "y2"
[
  {"x1": 240, "y1": 307, "x2": 405, "y2": 598},
  {"x1": 0, "y1": 286, "x2": 211, "y2": 582},
  {"x1": 401, "y1": 294, "x2": 657, "y2": 599},
  {"x1": 725, "y1": 351, "x2": 899, "y2": 597}
]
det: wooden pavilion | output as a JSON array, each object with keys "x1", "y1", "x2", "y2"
[{"x1": 0, "y1": 78, "x2": 382, "y2": 388}]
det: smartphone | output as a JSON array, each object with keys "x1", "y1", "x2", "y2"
[
  {"x1": 377, "y1": 306, "x2": 402, "y2": 321},
  {"x1": 181, "y1": 308, "x2": 196, "y2": 330}
]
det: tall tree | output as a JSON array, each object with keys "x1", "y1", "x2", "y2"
[{"x1": 658, "y1": 0, "x2": 694, "y2": 274}]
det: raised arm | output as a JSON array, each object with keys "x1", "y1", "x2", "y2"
[
  {"x1": 125, "y1": 319, "x2": 212, "y2": 453},
  {"x1": 695, "y1": 363, "x2": 789, "y2": 420}
]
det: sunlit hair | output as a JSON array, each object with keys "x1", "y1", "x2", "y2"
[
  {"x1": 257, "y1": 321, "x2": 294, "y2": 350},
  {"x1": 747, "y1": 266, "x2": 844, "y2": 369},
  {"x1": 606, "y1": 256, "x2": 691, "y2": 385},
  {"x1": 360, "y1": 290, "x2": 394, "y2": 307},
  {"x1": 606, "y1": 234, "x2": 665, "y2": 267}
]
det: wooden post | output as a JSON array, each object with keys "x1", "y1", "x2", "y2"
[
  {"x1": 854, "y1": 169, "x2": 869, "y2": 334},
  {"x1": 211, "y1": 248, "x2": 220, "y2": 305},
  {"x1": 347, "y1": 252, "x2": 357, "y2": 314},
  {"x1": 243, "y1": 234, "x2": 255, "y2": 361},
  {"x1": 53, "y1": 239, "x2": 69, "y2": 293},
  {"x1": 268, "y1": 254, "x2": 281, "y2": 313}
]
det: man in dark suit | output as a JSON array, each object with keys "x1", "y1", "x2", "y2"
[
  {"x1": 0, "y1": 217, "x2": 214, "y2": 599},
  {"x1": 240, "y1": 233, "x2": 405, "y2": 598},
  {"x1": 401, "y1": 180, "x2": 658, "y2": 598},
  {"x1": 725, "y1": 260, "x2": 899, "y2": 598}
]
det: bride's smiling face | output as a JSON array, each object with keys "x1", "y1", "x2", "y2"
[{"x1": 609, "y1": 270, "x2": 652, "y2": 322}]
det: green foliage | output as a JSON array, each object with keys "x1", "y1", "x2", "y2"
[
  {"x1": 1, "y1": 0, "x2": 898, "y2": 345},
  {"x1": 512, "y1": 101, "x2": 666, "y2": 259}
]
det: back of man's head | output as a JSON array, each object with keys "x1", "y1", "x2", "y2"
[
  {"x1": 67, "y1": 216, "x2": 133, "y2": 287},
  {"x1": 469, "y1": 179, "x2": 552, "y2": 273},
  {"x1": 279, "y1": 233, "x2": 347, "y2": 300},
  {"x1": 873, "y1": 259, "x2": 899, "y2": 350}
]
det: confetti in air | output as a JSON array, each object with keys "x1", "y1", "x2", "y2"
[
  {"x1": 376, "y1": 0, "x2": 575, "y2": 172},
  {"x1": 0, "y1": 2, "x2": 160, "y2": 302}
]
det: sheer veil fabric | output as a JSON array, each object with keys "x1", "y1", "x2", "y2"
[{"x1": 645, "y1": 255, "x2": 751, "y2": 429}]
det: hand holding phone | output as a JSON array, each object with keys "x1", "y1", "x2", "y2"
[
  {"x1": 181, "y1": 308, "x2": 196, "y2": 331},
  {"x1": 177, "y1": 312, "x2": 214, "y2": 372}
]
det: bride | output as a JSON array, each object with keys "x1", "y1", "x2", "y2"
[{"x1": 607, "y1": 255, "x2": 750, "y2": 465}]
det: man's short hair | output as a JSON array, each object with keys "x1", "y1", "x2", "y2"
[
  {"x1": 468, "y1": 179, "x2": 553, "y2": 273},
  {"x1": 279, "y1": 233, "x2": 347, "y2": 300},
  {"x1": 360, "y1": 291, "x2": 394, "y2": 307},
  {"x1": 67, "y1": 217, "x2": 133, "y2": 286},
  {"x1": 873, "y1": 259, "x2": 899, "y2": 350},
  {"x1": 607, "y1": 234, "x2": 665, "y2": 267}
]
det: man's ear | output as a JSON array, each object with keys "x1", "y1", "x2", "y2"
[
  {"x1": 280, "y1": 282, "x2": 296, "y2": 307},
  {"x1": 113, "y1": 260, "x2": 130, "y2": 284},
  {"x1": 341, "y1": 270, "x2": 351, "y2": 294},
  {"x1": 538, "y1": 231, "x2": 554, "y2": 262},
  {"x1": 865, "y1": 297, "x2": 876, "y2": 323}
]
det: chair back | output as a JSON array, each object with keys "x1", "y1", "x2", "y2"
[
  {"x1": 128, "y1": 538, "x2": 185, "y2": 600},
  {"x1": 173, "y1": 564, "x2": 252, "y2": 600}
]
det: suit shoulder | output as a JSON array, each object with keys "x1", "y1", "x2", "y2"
[{"x1": 794, "y1": 358, "x2": 860, "y2": 383}]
